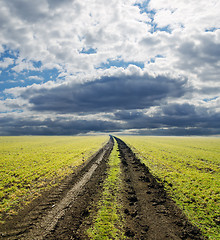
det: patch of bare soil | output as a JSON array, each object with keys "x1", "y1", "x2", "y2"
[
  {"x1": 114, "y1": 136, "x2": 205, "y2": 240},
  {"x1": 0, "y1": 137, "x2": 114, "y2": 240}
]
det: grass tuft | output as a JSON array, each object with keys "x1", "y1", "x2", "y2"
[{"x1": 87, "y1": 141, "x2": 125, "y2": 239}]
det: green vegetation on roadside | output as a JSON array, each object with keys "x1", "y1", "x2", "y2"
[
  {"x1": 0, "y1": 136, "x2": 108, "y2": 223},
  {"x1": 121, "y1": 136, "x2": 220, "y2": 240},
  {"x1": 87, "y1": 140, "x2": 125, "y2": 239}
]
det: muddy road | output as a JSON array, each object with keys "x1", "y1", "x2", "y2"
[
  {"x1": 114, "y1": 137, "x2": 204, "y2": 240},
  {"x1": 0, "y1": 136, "x2": 204, "y2": 240}
]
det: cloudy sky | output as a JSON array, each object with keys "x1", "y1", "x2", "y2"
[{"x1": 0, "y1": 0, "x2": 220, "y2": 136}]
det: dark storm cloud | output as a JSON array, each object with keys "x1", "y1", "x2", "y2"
[
  {"x1": 162, "y1": 103, "x2": 196, "y2": 116},
  {"x1": 0, "y1": 116, "x2": 121, "y2": 136},
  {"x1": 0, "y1": 105, "x2": 220, "y2": 136},
  {"x1": 112, "y1": 104, "x2": 220, "y2": 131},
  {"x1": 114, "y1": 110, "x2": 145, "y2": 120},
  {"x1": 134, "y1": 127, "x2": 220, "y2": 136},
  {"x1": 1, "y1": 103, "x2": 220, "y2": 136},
  {"x1": 22, "y1": 74, "x2": 188, "y2": 114}
]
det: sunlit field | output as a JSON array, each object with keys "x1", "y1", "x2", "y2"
[
  {"x1": 121, "y1": 136, "x2": 220, "y2": 239},
  {"x1": 0, "y1": 136, "x2": 108, "y2": 223}
]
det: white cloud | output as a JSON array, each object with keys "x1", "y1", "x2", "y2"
[
  {"x1": 0, "y1": 0, "x2": 152, "y2": 73},
  {"x1": 28, "y1": 76, "x2": 44, "y2": 81},
  {"x1": 11, "y1": 58, "x2": 38, "y2": 72},
  {"x1": 0, "y1": 0, "x2": 218, "y2": 83},
  {"x1": 149, "y1": 0, "x2": 220, "y2": 30},
  {"x1": 0, "y1": 57, "x2": 14, "y2": 69}
]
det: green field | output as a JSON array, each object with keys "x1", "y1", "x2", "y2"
[
  {"x1": 1, "y1": 135, "x2": 219, "y2": 239},
  {"x1": 121, "y1": 136, "x2": 220, "y2": 239},
  {"x1": 0, "y1": 136, "x2": 108, "y2": 223}
]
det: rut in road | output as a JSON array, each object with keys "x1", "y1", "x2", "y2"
[
  {"x1": 0, "y1": 137, "x2": 114, "y2": 240},
  {"x1": 114, "y1": 136, "x2": 204, "y2": 240}
]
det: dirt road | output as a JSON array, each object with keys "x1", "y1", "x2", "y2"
[{"x1": 0, "y1": 136, "x2": 204, "y2": 239}]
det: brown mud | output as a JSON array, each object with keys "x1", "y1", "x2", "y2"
[
  {"x1": 0, "y1": 136, "x2": 205, "y2": 240},
  {"x1": 114, "y1": 136, "x2": 205, "y2": 240}
]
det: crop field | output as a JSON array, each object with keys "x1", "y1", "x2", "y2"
[
  {"x1": 0, "y1": 136, "x2": 108, "y2": 223},
  {"x1": 121, "y1": 136, "x2": 220, "y2": 239}
]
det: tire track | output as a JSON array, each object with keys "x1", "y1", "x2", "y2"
[
  {"x1": 0, "y1": 137, "x2": 113, "y2": 240},
  {"x1": 115, "y1": 136, "x2": 205, "y2": 240}
]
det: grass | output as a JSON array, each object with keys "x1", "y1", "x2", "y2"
[
  {"x1": 87, "y1": 140, "x2": 125, "y2": 239},
  {"x1": 0, "y1": 136, "x2": 108, "y2": 223},
  {"x1": 121, "y1": 136, "x2": 220, "y2": 240}
]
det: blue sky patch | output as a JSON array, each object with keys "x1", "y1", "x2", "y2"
[
  {"x1": 0, "y1": 67, "x2": 60, "y2": 99},
  {"x1": 80, "y1": 48, "x2": 97, "y2": 54},
  {"x1": 98, "y1": 59, "x2": 145, "y2": 69},
  {"x1": 205, "y1": 28, "x2": 220, "y2": 32},
  {"x1": 203, "y1": 96, "x2": 218, "y2": 102}
]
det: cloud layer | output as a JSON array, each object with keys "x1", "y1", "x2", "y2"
[
  {"x1": 0, "y1": 0, "x2": 219, "y2": 135},
  {"x1": 21, "y1": 74, "x2": 187, "y2": 113}
]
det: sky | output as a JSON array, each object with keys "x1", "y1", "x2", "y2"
[{"x1": 0, "y1": 0, "x2": 220, "y2": 136}]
